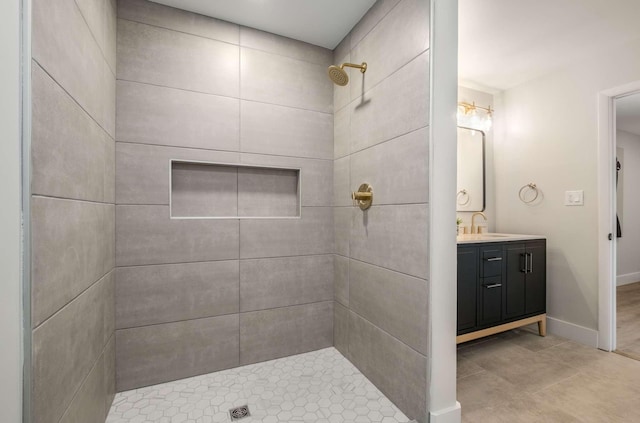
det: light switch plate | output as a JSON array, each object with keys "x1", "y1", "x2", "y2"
[{"x1": 565, "y1": 190, "x2": 584, "y2": 206}]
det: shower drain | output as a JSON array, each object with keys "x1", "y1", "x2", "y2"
[{"x1": 229, "y1": 405, "x2": 251, "y2": 421}]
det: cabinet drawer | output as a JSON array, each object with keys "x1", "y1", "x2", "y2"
[{"x1": 481, "y1": 247, "x2": 504, "y2": 277}]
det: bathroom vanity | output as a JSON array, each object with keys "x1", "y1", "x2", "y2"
[{"x1": 457, "y1": 233, "x2": 546, "y2": 344}]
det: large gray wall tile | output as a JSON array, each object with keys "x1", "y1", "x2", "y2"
[
  {"x1": 350, "y1": 127, "x2": 429, "y2": 205},
  {"x1": 116, "y1": 205, "x2": 239, "y2": 266},
  {"x1": 350, "y1": 53, "x2": 430, "y2": 153},
  {"x1": 75, "y1": 0, "x2": 106, "y2": 62},
  {"x1": 116, "y1": 143, "x2": 239, "y2": 205},
  {"x1": 117, "y1": 19, "x2": 239, "y2": 97},
  {"x1": 334, "y1": 207, "x2": 351, "y2": 257},
  {"x1": 104, "y1": 335, "x2": 116, "y2": 417},
  {"x1": 32, "y1": 274, "x2": 109, "y2": 423},
  {"x1": 103, "y1": 134, "x2": 116, "y2": 204},
  {"x1": 350, "y1": 0, "x2": 430, "y2": 98},
  {"x1": 171, "y1": 162, "x2": 238, "y2": 218},
  {"x1": 238, "y1": 167, "x2": 299, "y2": 217},
  {"x1": 350, "y1": 204, "x2": 428, "y2": 278},
  {"x1": 240, "y1": 255, "x2": 333, "y2": 312},
  {"x1": 32, "y1": 63, "x2": 112, "y2": 203},
  {"x1": 334, "y1": 255, "x2": 349, "y2": 307},
  {"x1": 349, "y1": 259, "x2": 428, "y2": 354},
  {"x1": 240, "y1": 207, "x2": 333, "y2": 258},
  {"x1": 33, "y1": 0, "x2": 107, "y2": 131},
  {"x1": 332, "y1": 40, "x2": 352, "y2": 114},
  {"x1": 105, "y1": 0, "x2": 117, "y2": 74},
  {"x1": 103, "y1": 272, "x2": 115, "y2": 346},
  {"x1": 350, "y1": 0, "x2": 402, "y2": 49},
  {"x1": 116, "y1": 315, "x2": 240, "y2": 391},
  {"x1": 117, "y1": 0, "x2": 239, "y2": 44},
  {"x1": 334, "y1": 156, "x2": 351, "y2": 207},
  {"x1": 240, "y1": 302, "x2": 333, "y2": 365},
  {"x1": 103, "y1": 61, "x2": 116, "y2": 139},
  {"x1": 241, "y1": 48, "x2": 333, "y2": 113},
  {"x1": 334, "y1": 302, "x2": 350, "y2": 356},
  {"x1": 240, "y1": 101, "x2": 333, "y2": 159},
  {"x1": 333, "y1": 105, "x2": 350, "y2": 159},
  {"x1": 348, "y1": 313, "x2": 427, "y2": 422},
  {"x1": 31, "y1": 197, "x2": 114, "y2": 327},
  {"x1": 240, "y1": 27, "x2": 332, "y2": 65},
  {"x1": 58, "y1": 353, "x2": 106, "y2": 423},
  {"x1": 116, "y1": 80, "x2": 240, "y2": 150},
  {"x1": 241, "y1": 153, "x2": 332, "y2": 207},
  {"x1": 116, "y1": 261, "x2": 239, "y2": 329}
]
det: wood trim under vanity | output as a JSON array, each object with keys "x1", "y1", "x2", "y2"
[{"x1": 456, "y1": 314, "x2": 546, "y2": 344}]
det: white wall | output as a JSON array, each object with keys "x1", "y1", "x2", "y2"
[
  {"x1": 457, "y1": 86, "x2": 495, "y2": 232},
  {"x1": 494, "y1": 37, "x2": 640, "y2": 337},
  {"x1": 616, "y1": 130, "x2": 640, "y2": 285},
  {"x1": 0, "y1": 0, "x2": 23, "y2": 421}
]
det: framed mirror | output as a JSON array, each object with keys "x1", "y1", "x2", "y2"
[{"x1": 457, "y1": 126, "x2": 485, "y2": 212}]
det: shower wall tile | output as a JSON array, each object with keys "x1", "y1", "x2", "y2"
[
  {"x1": 350, "y1": 204, "x2": 428, "y2": 279},
  {"x1": 32, "y1": 0, "x2": 108, "y2": 133},
  {"x1": 116, "y1": 143, "x2": 239, "y2": 205},
  {"x1": 350, "y1": 127, "x2": 429, "y2": 205},
  {"x1": 116, "y1": 205, "x2": 239, "y2": 266},
  {"x1": 103, "y1": 272, "x2": 115, "y2": 346},
  {"x1": 116, "y1": 261, "x2": 239, "y2": 329},
  {"x1": 117, "y1": 0, "x2": 239, "y2": 44},
  {"x1": 240, "y1": 153, "x2": 333, "y2": 207},
  {"x1": 103, "y1": 61, "x2": 117, "y2": 139},
  {"x1": 240, "y1": 100, "x2": 333, "y2": 159},
  {"x1": 350, "y1": 0, "x2": 430, "y2": 98},
  {"x1": 31, "y1": 63, "x2": 112, "y2": 203},
  {"x1": 240, "y1": 255, "x2": 333, "y2": 312},
  {"x1": 241, "y1": 48, "x2": 333, "y2": 113},
  {"x1": 333, "y1": 53, "x2": 352, "y2": 114},
  {"x1": 171, "y1": 162, "x2": 239, "y2": 217},
  {"x1": 334, "y1": 207, "x2": 351, "y2": 257},
  {"x1": 104, "y1": 335, "x2": 116, "y2": 417},
  {"x1": 32, "y1": 273, "x2": 110, "y2": 423},
  {"x1": 117, "y1": 19, "x2": 239, "y2": 97},
  {"x1": 350, "y1": 0, "x2": 402, "y2": 49},
  {"x1": 333, "y1": 302, "x2": 350, "y2": 356},
  {"x1": 105, "y1": 0, "x2": 117, "y2": 74},
  {"x1": 116, "y1": 314, "x2": 240, "y2": 391},
  {"x1": 31, "y1": 197, "x2": 114, "y2": 327},
  {"x1": 59, "y1": 352, "x2": 106, "y2": 423},
  {"x1": 350, "y1": 52, "x2": 430, "y2": 153},
  {"x1": 334, "y1": 255, "x2": 349, "y2": 307},
  {"x1": 239, "y1": 207, "x2": 333, "y2": 258},
  {"x1": 240, "y1": 27, "x2": 333, "y2": 66},
  {"x1": 349, "y1": 259, "x2": 428, "y2": 354},
  {"x1": 348, "y1": 313, "x2": 427, "y2": 421},
  {"x1": 333, "y1": 105, "x2": 350, "y2": 159},
  {"x1": 239, "y1": 301, "x2": 333, "y2": 365},
  {"x1": 333, "y1": 156, "x2": 351, "y2": 207},
  {"x1": 116, "y1": 80, "x2": 240, "y2": 150},
  {"x1": 237, "y1": 167, "x2": 299, "y2": 217},
  {"x1": 104, "y1": 132, "x2": 116, "y2": 205}
]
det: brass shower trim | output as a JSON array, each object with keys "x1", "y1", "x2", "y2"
[
  {"x1": 327, "y1": 62, "x2": 368, "y2": 86},
  {"x1": 352, "y1": 183, "x2": 373, "y2": 210}
]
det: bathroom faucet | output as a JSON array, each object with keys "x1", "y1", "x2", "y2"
[{"x1": 471, "y1": 212, "x2": 487, "y2": 234}]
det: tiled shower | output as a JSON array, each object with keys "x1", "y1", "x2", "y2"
[{"x1": 29, "y1": 0, "x2": 431, "y2": 422}]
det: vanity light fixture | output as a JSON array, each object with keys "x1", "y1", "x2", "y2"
[{"x1": 457, "y1": 101, "x2": 493, "y2": 131}]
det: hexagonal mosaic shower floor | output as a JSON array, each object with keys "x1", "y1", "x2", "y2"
[{"x1": 106, "y1": 347, "x2": 411, "y2": 423}]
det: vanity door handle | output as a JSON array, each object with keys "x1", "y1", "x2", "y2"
[
  {"x1": 521, "y1": 253, "x2": 527, "y2": 273},
  {"x1": 484, "y1": 283, "x2": 502, "y2": 289},
  {"x1": 527, "y1": 253, "x2": 533, "y2": 273},
  {"x1": 485, "y1": 257, "x2": 502, "y2": 262}
]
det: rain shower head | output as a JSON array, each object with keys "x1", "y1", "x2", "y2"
[{"x1": 327, "y1": 62, "x2": 367, "y2": 86}]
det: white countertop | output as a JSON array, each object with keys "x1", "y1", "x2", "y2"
[{"x1": 457, "y1": 233, "x2": 546, "y2": 244}]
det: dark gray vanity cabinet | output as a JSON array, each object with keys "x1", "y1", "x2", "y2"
[{"x1": 457, "y1": 239, "x2": 546, "y2": 338}]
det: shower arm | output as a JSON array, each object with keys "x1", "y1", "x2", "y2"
[{"x1": 340, "y1": 62, "x2": 367, "y2": 73}]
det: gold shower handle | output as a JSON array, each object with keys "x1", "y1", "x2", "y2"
[{"x1": 352, "y1": 183, "x2": 373, "y2": 210}]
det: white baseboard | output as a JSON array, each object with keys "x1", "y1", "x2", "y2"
[
  {"x1": 547, "y1": 317, "x2": 598, "y2": 348},
  {"x1": 617, "y1": 272, "x2": 640, "y2": 286},
  {"x1": 430, "y1": 402, "x2": 461, "y2": 423}
]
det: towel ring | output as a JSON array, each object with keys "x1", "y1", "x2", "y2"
[
  {"x1": 457, "y1": 189, "x2": 470, "y2": 206},
  {"x1": 519, "y1": 183, "x2": 539, "y2": 204}
]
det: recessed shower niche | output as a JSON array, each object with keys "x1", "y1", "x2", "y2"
[{"x1": 170, "y1": 160, "x2": 301, "y2": 219}]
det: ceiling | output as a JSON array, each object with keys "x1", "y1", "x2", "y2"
[
  {"x1": 459, "y1": 0, "x2": 640, "y2": 91},
  {"x1": 617, "y1": 93, "x2": 640, "y2": 136},
  {"x1": 149, "y1": 0, "x2": 376, "y2": 49}
]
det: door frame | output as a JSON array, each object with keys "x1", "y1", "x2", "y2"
[{"x1": 597, "y1": 81, "x2": 640, "y2": 351}]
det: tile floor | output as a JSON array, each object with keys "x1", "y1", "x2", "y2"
[
  {"x1": 457, "y1": 327, "x2": 640, "y2": 422},
  {"x1": 616, "y1": 281, "x2": 640, "y2": 361},
  {"x1": 106, "y1": 347, "x2": 411, "y2": 423}
]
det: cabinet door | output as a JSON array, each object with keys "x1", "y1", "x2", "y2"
[
  {"x1": 504, "y1": 243, "x2": 527, "y2": 319},
  {"x1": 478, "y1": 276, "x2": 503, "y2": 326},
  {"x1": 457, "y1": 247, "x2": 478, "y2": 333},
  {"x1": 525, "y1": 241, "x2": 546, "y2": 314}
]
